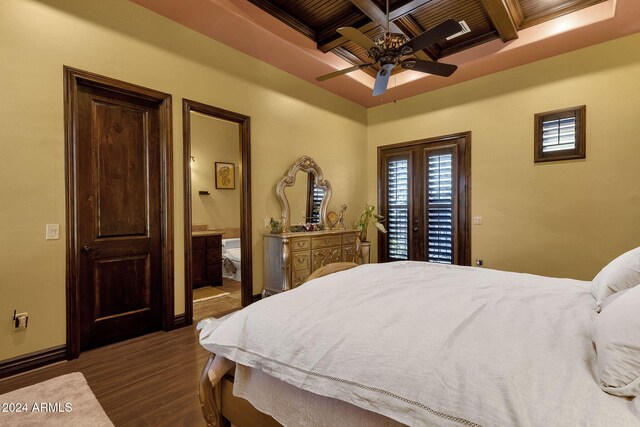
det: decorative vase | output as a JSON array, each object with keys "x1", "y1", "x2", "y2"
[{"x1": 359, "y1": 241, "x2": 371, "y2": 264}]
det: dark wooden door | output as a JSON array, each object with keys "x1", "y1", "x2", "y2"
[
  {"x1": 378, "y1": 133, "x2": 471, "y2": 265},
  {"x1": 76, "y1": 83, "x2": 163, "y2": 351}
]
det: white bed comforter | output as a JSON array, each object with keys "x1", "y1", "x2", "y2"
[{"x1": 200, "y1": 262, "x2": 640, "y2": 426}]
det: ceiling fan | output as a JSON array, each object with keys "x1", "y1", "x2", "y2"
[{"x1": 316, "y1": 0, "x2": 463, "y2": 96}]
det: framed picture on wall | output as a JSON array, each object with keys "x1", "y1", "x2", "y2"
[{"x1": 215, "y1": 162, "x2": 235, "y2": 189}]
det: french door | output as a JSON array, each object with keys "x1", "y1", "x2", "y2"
[{"x1": 378, "y1": 132, "x2": 471, "y2": 265}]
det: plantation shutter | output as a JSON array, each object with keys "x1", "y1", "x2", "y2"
[
  {"x1": 425, "y1": 148, "x2": 456, "y2": 264},
  {"x1": 542, "y1": 116, "x2": 576, "y2": 153},
  {"x1": 386, "y1": 158, "x2": 410, "y2": 260},
  {"x1": 534, "y1": 106, "x2": 585, "y2": 163}
]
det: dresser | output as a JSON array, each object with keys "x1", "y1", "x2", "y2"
[
  {"x1": 192, "y1": 232, "x2": 223, "y2": 288},
  {"x1": 263, "y1": 230, "x2": 358, "y2": 297}
]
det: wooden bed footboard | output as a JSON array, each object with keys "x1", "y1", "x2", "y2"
[
  {"x1": 198, "y1": 354, "x2": 227, "y2": 427},
  {"x1": 198, "y1": 354, "x2": 282, "y2": 427}
]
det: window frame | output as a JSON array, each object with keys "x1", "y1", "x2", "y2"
[{"x1": 534, "y1": 105, "x2": 586, "y2": 163}]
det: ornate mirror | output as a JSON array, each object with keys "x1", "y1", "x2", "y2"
[{"x1": 276, "y1": 156, "x2": 332, "y2": 230}]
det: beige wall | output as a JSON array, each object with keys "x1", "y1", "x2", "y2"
[
  {"x1": 0, "y1": 0, "x2": 367, "y2": 360},
  {"x1": 367, "y1": 32, "x2": 640, "y2": 280},
  {"x1": 190, "y1": 112, "x2": 241, "y2": 230},
  {"x1": 3, "y1": 0, "x2": 640, "y2": 364}
]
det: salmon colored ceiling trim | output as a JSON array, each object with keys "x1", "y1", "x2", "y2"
[{"x1": 131, "y1": 0, "x2": 640, "y2": 107}]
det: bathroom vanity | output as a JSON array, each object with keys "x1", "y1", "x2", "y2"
[{"x1": 192, "y1": 231, "x2": 223, "y2": 288}]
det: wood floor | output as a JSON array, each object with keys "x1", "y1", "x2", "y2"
[
  {"x1": 193, "y1": 279, "x2": 242, "y2": 323},
  {"x1": 0, "y1": 279, "x2": 244, "y2": 426}
]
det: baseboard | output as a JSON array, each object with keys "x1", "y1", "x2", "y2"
[
  {"x1": 0, "y1": 345, "x2": 67, "y2": 379},
  {"x1": 173, "y1": 313, "x2": 190, "y2": 329}
]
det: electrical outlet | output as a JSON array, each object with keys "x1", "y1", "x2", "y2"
[
  {"x1": 264, "y1": 218, "x2": 270, "y2": 228},
  {"x1": 12, "y1": 310, "x2": 29, "y2": 330},
  {"x1": 473, "y1": 216, "x2": 482, "y2": 225}
]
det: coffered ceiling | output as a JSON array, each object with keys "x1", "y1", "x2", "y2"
[
  {"x1": 248, "y1": 0, "x2": 606, "y2": 78},
  {"x1": 132, "y1": 0, "x2": 640, "y2": 107}
]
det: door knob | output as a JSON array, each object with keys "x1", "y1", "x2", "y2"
[{"x1": 81, "y1": 245, "x2": 93, "y2": 253}]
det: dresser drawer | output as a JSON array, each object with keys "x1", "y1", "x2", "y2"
[
  {"x1": 292, "y1": 269, "x2": 310, "y2": 288},
  {"x1": 292, "y1": 252, "x2": 310, "y2": 271},
  {"x1": 312, "y1": 248, "x2": 342, "y2": 270},
  {"x1": 342, "y1": 244, "x2": 357, "y2": 263},
  {"x1": 291, "y1": 237, "x2": 311, "y2": 252},
  {"x1": 311, "y1": 235, "x2": 341, "y2": 249},
  {"x1": 343, "y1": 233, "x2": 357, "y2": 245}
]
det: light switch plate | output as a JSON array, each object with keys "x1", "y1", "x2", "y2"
[{"x1": 46, "y1": 224, "x2": 60, "y2": 240}]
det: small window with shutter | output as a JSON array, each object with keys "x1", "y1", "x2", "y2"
[{"x1": 534, "y1": 105, "x2": 586, "y2": 162}]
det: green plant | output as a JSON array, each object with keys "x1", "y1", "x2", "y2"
[
  {"x1": 353, "y1": 204, "x2": 386, "y2": 242},
  {"x1": 269, "y1": 217, "x2": 281, "y2": 233}
]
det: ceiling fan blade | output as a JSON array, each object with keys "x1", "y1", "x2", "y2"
[
  {"x1": 400, "y1": 19, "x2": 462, "y2": 56},
  {"x1": 401, "y1": 59, "x2": 458, "y2": 77},
  {"x1": 337, "y1": 27, "x2": 378, "y2": 52},
  {"x1": 316, "y1": 63, "x2": 373, "y2": 81},
  {"x1": 372, "y1": 64, "x2": 394, "y2": 96}
]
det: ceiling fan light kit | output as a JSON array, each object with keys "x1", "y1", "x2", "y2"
[{"x1": 316, "y1": 0, "x2": 464, "y2": 97}]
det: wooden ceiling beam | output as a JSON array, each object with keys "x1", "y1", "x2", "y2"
[
  {"x1": 479, "y1": 0, "x2": 519, "y2": 42},
  {"x1": 503, "y1": 0, "x2": 524, "y2": 28},
  {"x1": 389, "y1": 0, "x2": 434, "y2": 21},
  {"x1": 349, "y1": 0, "x2": 397, "y2": 31}
]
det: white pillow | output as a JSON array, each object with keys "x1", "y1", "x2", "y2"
[
  {"x1": 600, "y1": 288, "x2": 629, "y2": 312},
  {"x1": 591, "y1": 246, "x2": 640, "y2": 312},
  {"x1": 592, "y1": 284, "x2": 640, "y2": 397}
]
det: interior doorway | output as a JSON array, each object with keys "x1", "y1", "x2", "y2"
[{"x1": 182, "y1": 99, "x2": 252, "y2": 324}]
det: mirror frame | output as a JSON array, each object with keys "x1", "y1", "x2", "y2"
[{"x1": 277, "y1": 156, "x2": 332, "y2": 230}]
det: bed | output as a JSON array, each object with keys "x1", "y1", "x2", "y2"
[{"x1": 198, "y1": 261, "x2": 640, "y2": 426}]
